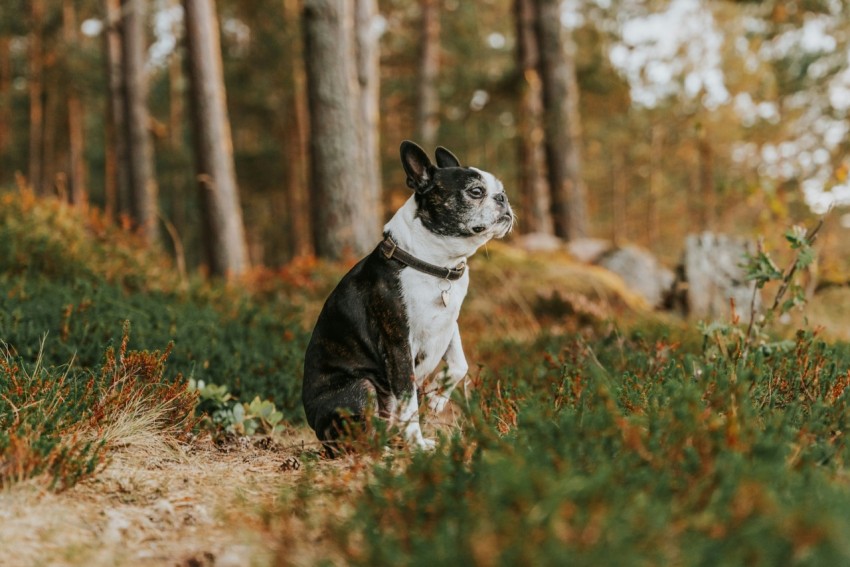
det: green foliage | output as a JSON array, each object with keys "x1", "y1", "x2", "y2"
[
  {"x1": 0, "y1": 193, "x2": 310, "y2": 422},
  {"x1": 308, "y1": 331, "x2": 850, "y2": 566},
  {"x1": 0, "y1": 330, "x2": 197, "y2": 491},
  {"x1": 190, "y1": 378, "x2": 284, "y2": 436}
]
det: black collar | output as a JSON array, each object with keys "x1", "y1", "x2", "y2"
[{"x1": 379, "y1": 234, "x2": 466, "y2": 281}]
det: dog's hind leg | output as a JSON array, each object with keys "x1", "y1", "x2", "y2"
[{"x1": 313, "y1": 378, "x2": 378, "y2": 456}]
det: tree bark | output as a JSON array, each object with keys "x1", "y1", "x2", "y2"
[
  {"x1": 354, "y1": 0, "x2": 383, "y2": 227},
  {"x1": 183, "y1": 0, "x2": 251, "y2": 277},
  {"x1": 283, "y1": 0, "x2": 313, "y2": 259},
  {"x1": 28, "y1": 0, "x2": 45, "y2": 194},
  {"x1": 104, "y1": 0, "x2": 129, "y2": 220},
  {"x1": 610, "y1": 150, "x2": 626, "y2": 245},
  {"x1": 64, "y1": 0, "x2": 87, "y2": 207},
  {"x1": 415, "y1": 0, "x2": 440, "y2": 148},
  {"x1": 168, "y1": 0, "x2": 184, "y2": 149},
  {"x1": 303, "y1": 0, "x2": 379, "y2": 260},
  {"x1": 121, "y1": 0, "x2": 159, "y2": 243},
  {"x1": 647, "y1": 123, "x2": 663, "y2": 247},
  {"x1": 535, "y1": 0, "x2": 588, "y2": 240},
  {"x1": 515, "y1": 0, "x2": 552, "y2": 235},
  {"x1": 0, "y1": 36, "x2": 11, "y2": 179},
  {"x1": 697, "y1": 128, "x2": 715, "y2": 231}
]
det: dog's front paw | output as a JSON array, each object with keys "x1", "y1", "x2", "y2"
[
  {"x1": 427, "y1": 393, "x2": 451, "y2": 415},
  {"x1": 417, "y1": 437, "x2": 437, "y2": 451},
  {"x1": 404, "y1": 423, "x2": 437, "y2": 451}
]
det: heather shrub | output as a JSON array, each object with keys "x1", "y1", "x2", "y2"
[
  {"x1": 0, "y1": 276, "x2": 308, "y2": 421},
  {"x1": 0, "y1": 329, "x2": 197, "y2": 491},
  {"x1": 310, "y1": 331, "x2": 850, "y2": 566},
  {"x1": 0, "y1": 192, "x2": 309, "y2": 422}
]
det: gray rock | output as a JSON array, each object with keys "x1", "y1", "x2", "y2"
[
  {"x1": 676, "y1": 232, "x2": 761, "y2": 319},
  {"x1": 514, "y1": 232, "x2": 564, "y2": 253},
  {"x1": 567, "y1": 237, "x2": 613, "y2": 263},
  {"x1": 598, "y1": 244, "x2": 675, "y2": 309}
]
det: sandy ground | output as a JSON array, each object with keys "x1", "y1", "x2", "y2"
[{"x1": 0, "y1": 429, "x2": 329, "y2": 567}]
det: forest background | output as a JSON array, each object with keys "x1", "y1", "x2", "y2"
[
  {"x1": 5, "y1": 1, "x2": 850, "y2": 564},
  {"x1": 2, "y1": 0, "x2": 850, "y2": 276}
]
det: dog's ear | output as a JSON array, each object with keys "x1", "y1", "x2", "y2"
[
  {"x1": 400, "y1": 140, "x2": 435, "y2": 192},
  {"x1": 435, "y1": 146, "x2": 461, "y2": 168}
]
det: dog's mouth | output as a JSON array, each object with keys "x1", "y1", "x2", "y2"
[{"x1": 471, "y1": 213, "x2": 514, "y2": 236}]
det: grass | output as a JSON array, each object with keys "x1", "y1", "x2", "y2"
[
  {"x1": 287, "y1": 331, "x2": 850, "y2": 566},
  {"x1": 3, "y1": 190, "x2": 850, "y2": 566}
]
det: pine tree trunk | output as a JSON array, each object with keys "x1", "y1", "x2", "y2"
[
  {"x1": 283, "y1": 0, "x2": 313, "y2": 259},
  {"x1": 354, "y1": 0, "x2": 383, "y2": 227},
  {"x1": 647, "y1": 124, "x2": 663, "y2": 247},
  {"x1": 534, "y1": 0, "x2": 588, "y2": 241},
  {"x1": 42, "y1": 81, "x2": 59, "y2": 196},
  {"x1": 415, "y1": 0, "x2": 440, "y2": 148},
  {"x1": 183, "y1": 0, "x2": 251, "y2": 277},
  {"x1": 28, "y1": 0, "x2": 45, "y2": 194},
  {"x1": 515, "y1": 0, "x2": 552, "y2": 235},
  {"x1": 104, "y1": 0, "x2": 129, "y2": 219},
  {"x1": 0, "y1": 37, "x2": 11, "y2": 180},
  {"x1": 121, "y1": 0, "x2": 159, "y2": 243},
  {"x1": 610, "y1": 150, "x2": 626, "y2": 245},
  {"x1": 64, "y1": 0, "x2": 87, "y2": 207},
  {"x1": 303, "y1": 0, "x2": 379, "y2": 260},
  {"x1": 168, "y1": 0, "x2": 184, "y2": 149},
  {"x1": 698, "y1": 129, "x2": 715, "y2": 231}
]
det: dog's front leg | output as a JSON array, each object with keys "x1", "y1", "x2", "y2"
[
  {"x1": 427, "y1": 324, "x2": 469, "y2": 414},
  {"x1": 398, "y1": 385, "x2": 436, "y2": 450}
]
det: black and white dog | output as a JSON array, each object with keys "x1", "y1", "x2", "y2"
[{"x1": 302, "y1": 141, "x2": 513, "y2": 452}]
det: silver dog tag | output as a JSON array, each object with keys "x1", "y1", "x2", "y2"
[{"x1": 441, "y1": 290, "x2": 450, "y2": 307}]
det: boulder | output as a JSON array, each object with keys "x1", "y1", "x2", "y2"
[
  {"x1": 513, "y1": 232, "x2": 564, "y2": 253},
  {"x1": 673, "y1": 232, "x2": 762, "y2": 319},
  {"x1": 597, "y1": 244, "x2": 675, "y2": 309},
  {"x1": 567, "y1": 237, "x2": 613, "y2": 264}
]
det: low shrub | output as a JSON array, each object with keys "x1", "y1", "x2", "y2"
[
  {"x1": 0, "y1": 191, "x2": 310, "y2": 423},
  {"x1": 0, "y1": 327, "x2": 197, "y2": 491},
  {"x1": 305, "y1": 331, "x2": 850, "y2": 566},
  {"x1": 0, "y1": 276, "x2": 308, "y2": 421}
]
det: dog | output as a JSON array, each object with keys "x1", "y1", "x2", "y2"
[{"x1": 302, "y1": 140, "x2": 513, "y2": 452}]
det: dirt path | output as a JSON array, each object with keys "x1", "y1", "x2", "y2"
[{"x1": 0, "y1": 429, "x2": 326, "y2": 567}]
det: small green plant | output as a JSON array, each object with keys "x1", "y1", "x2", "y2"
[
  {"x1": 190, "y1": 379, "x2": 284, "y2": 436},
  {"x1": 700, "y1": 218, "x2": 825, "y2": 364}
]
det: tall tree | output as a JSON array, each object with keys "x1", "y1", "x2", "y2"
[
  {"x1": 183, "y1": 0, "x2": 251, "y2": 277},
  {"x1": 534, "y1": 0, "x2": 588, "y2": 240},
  {"x1": 0, "y1": 36, "x2": 11, "y2": 180},
  {"x1": 63, "y1": 0, "x2": 87, "y2": 207},
  {"x1": 415, "y1": 0, "x2": 440, "y2": 148},
  {"x1": 303, "y1": 0, "x2": 379, "y2": 260},
  {"x1": 283, "y1": 0, "x2": 313, "y2": 259},
  {"x1": 104, "y1": 0, "x2": 129, "y2": 219},
  {"x1": 354, "y1": 0, "x2": 382, "y2": 226},
  {"x1": 28, "y1": 0, "x2": 45, "y2": 194},
  {"x1": 697, "y1": 126, "x2": 715, "y2": 231},
  {"x1": 515, "y1": 0, "x2": 552, "y2": 235},
  {"x1": 120, "y1": 0, "x2": 159, "y2": 242}
]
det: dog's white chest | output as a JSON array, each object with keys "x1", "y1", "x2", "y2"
[{"x1": 399, "y1": 268, "x2": 468, "y2": 383}]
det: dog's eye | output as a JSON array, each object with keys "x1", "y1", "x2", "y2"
[{"x1": 468, "y1": 187, "x2": 485, "y2": 199}]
